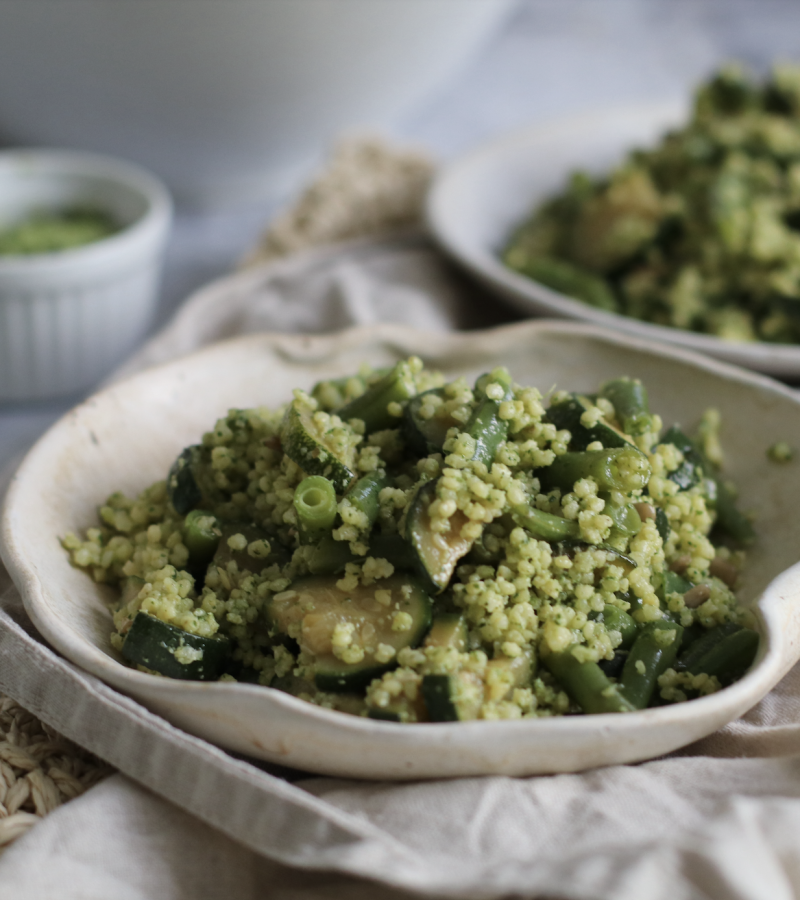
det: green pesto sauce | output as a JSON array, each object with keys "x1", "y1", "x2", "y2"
[{"x1": 0, "y1": 208, "x2": 120, "y2": 256}]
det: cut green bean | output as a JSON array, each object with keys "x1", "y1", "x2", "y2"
[
  {"x1": 599, "y1": 377, "x2": 652, "y2": 436},
  {"x1": 465, "y1": 368, "x2": 514, "y2": 469},
  {"x1": 507, "y1": 255, "x2": 620, "y2": 312},
  {"x1": 601, "y1": 493, "x2": 642, "y2": 535},
  {"x1": 685, "y1": 628, "x2": 759, "y2": 684},
  {"x1": 344, "y1": 470, "x2": 389, "y2": 532},
  {"x1": 511, "y1": 505, "x2": 580, "y2": 541},
  {"x1": 594, "y1": 604, "x2": 638, "y2": 648},
  {"x1": 619, "y1": 619, "x2": 684, "y2": 709},
  {"x1": 183, "y1": 509, "x2": 222, "y2": 572},
  {"x1": 294, "y1": 475, "x2": 338, "y2": 544},
  {"x1": 539, "y1": 447, "x2": 651, "y2": 494},
  {"x1": 543, "y1": 646, "x2": 635, "y2": 714},
  {"x1": 675, "y1": 622, "x2": 742, "y2": 672},
  {"x1": 337, "y1": 361, "x2": 417, "y2": 433}
]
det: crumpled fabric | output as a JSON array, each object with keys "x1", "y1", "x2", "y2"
[{"x1": 1, "y1": 235, "x2": 800, "y2": 900}]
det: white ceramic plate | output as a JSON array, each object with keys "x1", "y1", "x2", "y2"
[
  {"x1": 3, "y1": 321, "x2": 800, "y2": 780},
  {"x1": 427, "y1": 102, "x2": 800, "y2": 378}
]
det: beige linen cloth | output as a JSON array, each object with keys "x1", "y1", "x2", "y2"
[{"x1": 3, "y1": 232, "x2": 800, "y2": 899}]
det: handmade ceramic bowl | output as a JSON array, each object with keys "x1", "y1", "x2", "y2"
[
  {"x1": 3, "y1": 321, "x2": 800, "y2": 779},
  {"x1": 426, "y1": 102, "x2": 800, "y2": 379}
]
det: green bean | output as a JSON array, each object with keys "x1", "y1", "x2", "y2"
[
  {"x1": 294, "y1": 475, "x2": 337, "y2": 544},
  {"x1": 599, "y1": 377, "x2": 652, "y2": 436},
  {"x1": 183, "y1": 509, "x2": 221, "y2": 571},
  {"x1": 685, "y1": 628, "x2": 759, "y2": 684},
  {"x1": 344, "y1": 470, "x2": 389, "y2": 532},
  {"x1": 511, "y1": 505, "x2": 580, "y2": 541},
  {"x1": 466, "y1": 368, "x2": 514, "y2": 469},
  {"x1": 543, "y1": 646, "x2": 635, "y2": 714},
  {"x1": 594, "y1": 604, "x2": 638, "y2": 648},
  {"x1": 337, "y1": 361, "x2": 417, "y2": 433},
  {"x1": 601, "y1": 493, "x2": 642, "y2": 535},
  {"x1": 508, "y1": 255, "x2": 620, "y2": 312},
  {"x1": 619, "y1": 620, "x2": 684, "y2": 709},
  {"x1": 539, "y1": 447, "x2": 651, "y2": 494},
  {"x1": 675, "y1": 622, "x2": 742, "y2": 672}
]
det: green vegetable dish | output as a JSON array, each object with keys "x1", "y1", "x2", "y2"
[
  {"x1": 63, "y1": 359, "x2": 759, "y2": 722},
  {"x1": 504, "y1": 63, "x2": 800, "y2": 343}
]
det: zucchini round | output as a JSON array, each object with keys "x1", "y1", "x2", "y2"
[
  {"x1": 281, "y1": 401, "x2": 357, "y2": 492},
  {"x1": 269, "y1": 574, "x2": 433, "y2": 692},
  {"x1": 405, "y1": 480, "x2": 472, "y2": 594},
  {"x1": 121, "y1": 612, "x2": 231, "y2": 681}
]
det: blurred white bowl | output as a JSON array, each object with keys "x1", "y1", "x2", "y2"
[
  {"x1": 0, "y1": 149, "x2": 172, "y2": 402},
  {"x1": 0, "y1": 0, "x2": 517, "y2": 208}
]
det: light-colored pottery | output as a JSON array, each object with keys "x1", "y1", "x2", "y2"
[
  {"x1": 3, "y1": 321, "x2": 800, "y2": 780},
  {"x1": 426, "y1": 102, "x2": 800, "y2": 378}
]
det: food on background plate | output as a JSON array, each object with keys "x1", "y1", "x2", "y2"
[
  {"x1": 63, "y1": 359, "x2": 758, "y2": 722},
  {"x1": 504, "y1": 63, "x2": 800, "y2": 344},
  {"x1": 0, "y1": 207, "x2": 119, "y2": 256}
]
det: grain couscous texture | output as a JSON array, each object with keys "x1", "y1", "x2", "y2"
[
  {"x1": 63, "y1": 360, "x2": 759, "y2": 722},
  {"x1": 504, "y1": 62, "x2": 800, "y2": 344}
]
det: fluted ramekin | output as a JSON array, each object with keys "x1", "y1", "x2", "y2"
[{"x1": 0, "y1": 149, "x2": 172, "y2": 402}]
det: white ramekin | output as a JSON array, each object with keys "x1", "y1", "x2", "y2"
[{"x1": 0, "y1": 149, "x2": 172, "y2": 402}]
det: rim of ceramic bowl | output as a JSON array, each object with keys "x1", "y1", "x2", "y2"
[{"x1": 0, "y1": 147, "x2": 172, "y2": 275}]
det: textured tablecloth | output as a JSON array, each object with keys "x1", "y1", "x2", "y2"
[{"x1": 2, "y1": 233, "x2": 800, "y2": 900}]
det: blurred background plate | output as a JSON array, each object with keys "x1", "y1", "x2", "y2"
[{"x1": 426, "y1": 102, "x2": 800, "y2": 378}]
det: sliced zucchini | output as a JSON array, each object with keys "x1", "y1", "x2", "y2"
[
  {"x1": 281, "y1": 401, "x2": 357, "y2": 492},
  {"x1": 402, "y1": 389, "x2": 459, "y2": 457},
  {"x1": 121, "y1": 611, "x2": 231, "y2": 681},
  {"x1": 424, "y1": 613, "x2": 468, "y2": 651},
  {"x1": 421, "y1": 671, "x2": 484, "y2": 721},
  {"x1": 269, "y1": 574, "x2": 433, "y2": 692},
  {"x1": 545, "y1": 394, "x2": 634, "y2": 451},
  {"x1": 167, "y1": 445, "x2": 205, "y2": 515},
  {"x1": 405, "y1": 480, "x2": 473, "y2": 594}
]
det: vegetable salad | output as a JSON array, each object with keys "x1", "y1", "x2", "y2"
[{"x1": 63, "y1": 360, "x2": 758, "y2": 721}]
